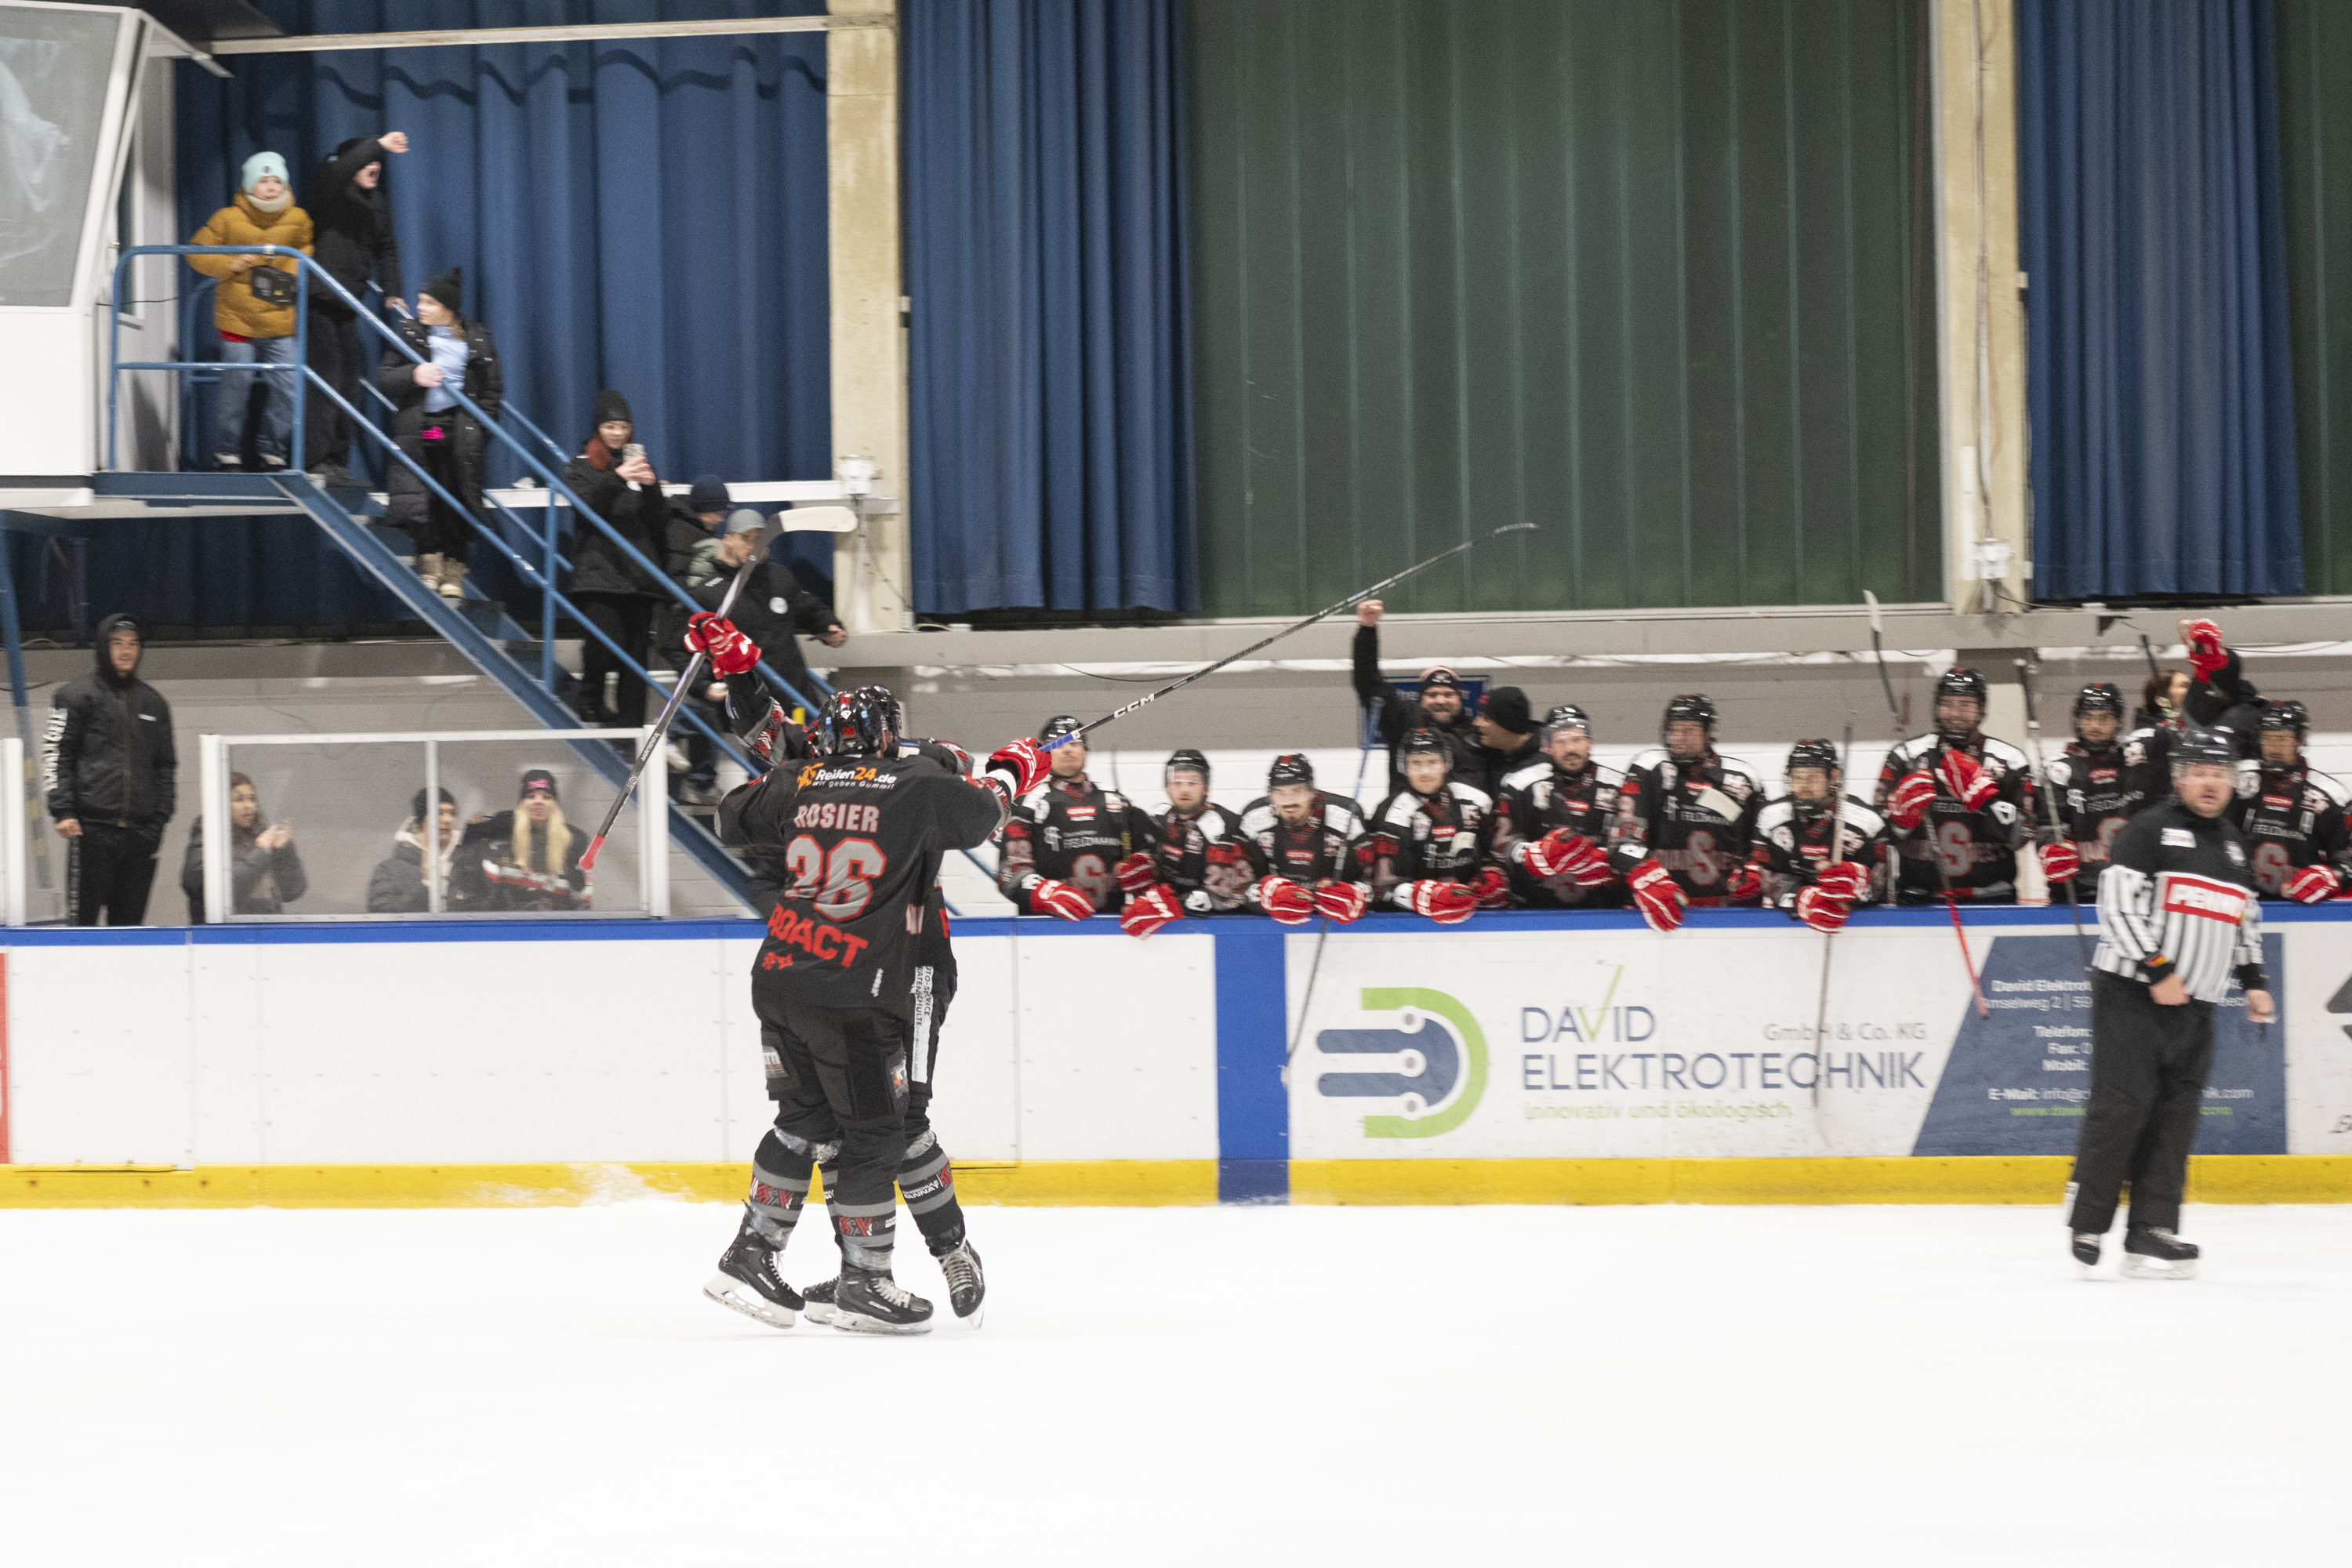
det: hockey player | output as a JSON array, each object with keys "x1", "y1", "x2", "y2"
[
  {"x1": 1745, "y1": 739, "x2": 1891, "y2": 933},
  {"x1": 1875, "y1": 668, "x2": 2034, "y2": 904},
  {"x1": 1364, "y1": 728, "x2": 1501, "y2": 923},
  {"x1": 1490, "y1": 704, "x2": 1619, "y2": 908},
  {"x1": 1240, "y1": 753, "x2": 1370, "y2": 925},
  {"x1": 997, "y1": 716, "x2": 1158, "y2": 920},
  {"x1": 709, "y1": 677, "x2": 1051, "y2": 1333},
  {"x1": 1607, "y1": 695, "x2": 1764, "y2": 933},
  {"x1": 1352, "y1": 597, "x2": 1481, "y2": 793},
  {"x1": 2042, "y1": 683, "x2": 2149, "y2": 902},
  {"x1": 1120, "y1": 750, "x2": 1253, "y2": 938},
  {"x1": 2068, "y1": 726, "x2": 2274, "y2": 1278},
  {"x1": 2230, "y1": 700, "x2": 2350, "y2": 902}
]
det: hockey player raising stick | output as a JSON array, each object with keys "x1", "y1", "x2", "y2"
[
  {"x1": 1748, "y1": 739, "x2": 1892, "y2": 932},
  {"x1": 1240, "y1": 753, "x2": 1371, "y2": 925},
  {"x1": 1120, "y1": 750, "x2": 1254, "y2": 938},
  {"x1": 997, "y1": 716, "x2": 1158, "y2": 921},
  {"x1": 1365, "y1": 728, "x2": 1502, "y2": 923},
  {"x1": 2068, "y1": 726, "x2": 2274, "y2": 1279},
  {"x1": 1491, "y1": 704, "x2": 1620, "y2": 908},
  {"x1": 1875, "y1": 668, "x2": 2034, "y2": 904},
  {"x1": 1607, "y1": 695, "x2": 1764, "y2": 933}
]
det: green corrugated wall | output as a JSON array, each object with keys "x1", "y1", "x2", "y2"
[
  {"x1": 2278, "y1": 0, "x2": 2352, "y2": 595},
  {"x1": 1187, "y1": 0, "x2": 1944, "y2": 617}
]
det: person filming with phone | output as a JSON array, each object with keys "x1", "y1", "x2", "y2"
[{"x1": 561, "y1": 390, "x2": 670, "y2": 728}]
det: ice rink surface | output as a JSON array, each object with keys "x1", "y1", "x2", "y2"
[{"x1": 4, "y1": 1202, "x2": 2347, "y2": 1566}]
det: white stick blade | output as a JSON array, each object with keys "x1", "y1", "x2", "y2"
[{"x1": 782, "y1": 505, "x2": 857, "y2": 533}]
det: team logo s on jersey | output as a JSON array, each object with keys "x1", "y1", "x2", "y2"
[{"x1": 2158, "y1": 873, "x2": 2251, "y2": 925}]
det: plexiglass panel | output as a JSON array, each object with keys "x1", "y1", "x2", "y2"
[{"x1": 0, "y1": 5, "x2": 122, "y2": 307}]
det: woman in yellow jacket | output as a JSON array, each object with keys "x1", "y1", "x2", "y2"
[{"x1": 188, "y1": 153, "x2": 313, "y2": 471}]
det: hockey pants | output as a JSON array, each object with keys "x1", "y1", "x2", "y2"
[{"x1": 2066, "y1": 971, "x2": 2215, "y2": 1235}]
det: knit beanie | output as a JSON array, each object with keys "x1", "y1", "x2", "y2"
[
  {"x1": 410, "y1": 786, "x2": 457, "y2": 819},
  {"x1": 1479, "y1": 686, "x2": 1534, "y2": 735},
  {"x1": 688, "y1": 474, "x2": 729, "y2": 514},
  {"x1": 422, "y1": 267, "x2": 462, "y2": 315},
  {"x1": 590, "y1": 390, "x2": 633, "y2": 428},
  {"x1": 241, "y1": 151, "x2": 289, "y2": 193},
  {"x1": 520, "y1": 768, "x2": 559, "y2": 801}
]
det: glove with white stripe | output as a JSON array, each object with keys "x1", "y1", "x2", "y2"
[
  {"x1": 1626, "y1": 859, "x2": 1685, "y2": 934},
  {"x1": 1886, "y1": 771, "x2": 1936, "y2": 830},
  {"x1": 2285, "y1": 863, "x2": 2340, "y2": 905},
  {"x1": 1118, "y1": 883, "x2": 1185, "y2": 938}
]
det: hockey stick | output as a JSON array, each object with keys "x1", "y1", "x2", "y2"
[
  {"x1": 1809, "y1": 724, "x2": 1854, "y2": 1109},
  {"x1": 2015, "y1": 658, "x2": 2092, "y2": 970},
  {"x1": 1046, "y1": 523, "x2": 1540, "y2": 750},
  {"x1": 577, "y1": 509, "x2": 848, "y2": 873},
  {"x1": 1863, "y1": 591, "x2": 1991, "y2": 1019},
  {"x1": 1286, "y1": 702, "x2": 1377, "y2": 1072}
]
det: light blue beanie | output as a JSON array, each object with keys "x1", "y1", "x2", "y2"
[{"x1": 241, "y1": 151, "x2": 289, "y2": 193}]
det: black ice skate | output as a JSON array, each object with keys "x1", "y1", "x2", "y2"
[
  {"x1": 937, "y1": 1239, "x2": 985, "y2": 1325},
  {"x1": 2122, "y1": 1226, "x2": 2199, "y2": 1281},
  {"x1": 703, "y1": 1223, "x2": 803, "y2": 1329},
  {"x1": 798, "y1": 1275, "x2": 840, "y2": 1327},
  {"x1": 829, "y1": 1267, "x2": 934, "y2": 1334},
  {"x1": 2071, "y1": 1232, "x2": 2102, "y2": 1276}
]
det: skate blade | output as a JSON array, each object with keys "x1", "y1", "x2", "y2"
[
  {"x1": 953, "y1": 1302, "x2": 985, "y2": 1328},
  {"x1": 702, "y1": 1273, "x2": 798, "y2": 1330},
  {"x1": 828, "y1": 1309, "x2": 934, "y2": 1336},
  {"x1": 800, "y1": 1300, "x2": 840, "y2": 1327},
  {"x1": 2121, "y1": 1254, "x2": 2198, "y2": 1282}
]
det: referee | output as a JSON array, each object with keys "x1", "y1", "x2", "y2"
[{"x1": 2069, "y1": 726, "x2": 2275, "y2": 1279}]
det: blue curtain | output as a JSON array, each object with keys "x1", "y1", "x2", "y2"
[
  {"x1": 904, "y1": 0, "x2": 1193, "y2": 614},
  {"x1": 52, "y1": 0, "x2": 833, "y2": 637},
  {"x1": 2019, "y1": 0, "x2": 2303, "y2": 598}
]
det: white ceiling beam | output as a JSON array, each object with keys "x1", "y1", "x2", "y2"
[{"x1": 209, "y1": 15, "x2": 864, "y2": 56}]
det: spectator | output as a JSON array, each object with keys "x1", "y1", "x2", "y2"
[
  {"x1": 463, "y1": 768, "x2": 588, "y2": 910},
  {"x1": 189, "y1": 152, "x2": 314, "y2": 472},
  {"x1": 180, "y1": 771, "x2": 307, "y2": 920},
  {"x1": 377, "y1": 267, "x2": 501, "y2": 601},
  {"x1": 302, "y1": 131, "x2": 408, "y2": 486},
  {"x1": 560, "y1": 390, "x2": 670, "y2": 726},
  {"x1": 45, "y1": 614, "x2": 175, "y2": 926},
  {"x1": 686, "y1": 508, "x2": 845, "y2": 720},
  {"x1": 1352, "y1": 597, "x2": 1481, "y2": 796},
  {"x1": 367, "y1": 786, "x2": 488, "y2": 913},
  {"x1": 1468, "y1": 685, "x2": 1540, "y2": 797}
]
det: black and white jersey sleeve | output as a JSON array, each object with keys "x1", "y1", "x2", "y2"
[{"x1": 2092, "y1": 799, "x2": 2267, "y2": 1004}]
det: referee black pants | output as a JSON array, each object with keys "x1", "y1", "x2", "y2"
[{"x1": 2067, "y1": 970, "x2": 2216, "y2": 1235}]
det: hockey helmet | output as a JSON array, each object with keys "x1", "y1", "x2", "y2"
[
  {"x1": 1037, "y1": 714, "x2": 1084, "y2": 746},
  {"x1": 2259, "y1": 699, "x2": 2310, "y2": 740},
  {"x1": 1786, "y1": 738, "x2": 1839, "y2": 778},
  {"x1": 817, "y1": 685, "x2": 901, "y2": 758},
  {"x1": 2072, "y1": 681, "x2": 2125, "y2": 720},
  {"x1": 1165, "y1": 748, "x2": 1210, "y2": 783},
  {"x1": 1934, "y1": 667, "x2": 1989, "y2": 739},
  {"x1": 1267, "y1": 752, "x2": 1315, "y2": 789},
  {"x1": 1661, "y1": 694, "x2": 1715, "y2": 755},
  {"x1": 1399, "y1": 728, "x2": 1450, "y2": 760},
  {"x1": 2170, "y1": 725, "x2": 2237, "y2": 772},
  {"x1": 1541, "y1": 703, "x2": 1592, "y2": 739}
]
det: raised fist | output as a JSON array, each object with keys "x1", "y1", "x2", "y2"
[
  {"x1": 1312, "y1": 880, "x2": 1368, "y2": 924},
  {"x1": 985, "y1": 738, "x2": 1049, "y2": 799},
  {"x1": 1795, "y1": 885, "x2": 1851, "y2": 935},
  {"x1": 1112, "y1": 851, "x2": 1159, "y2": 895},
  {"x1": 2181, "y1": 617, "x2": 2227, "y2": 683},
  {"x1": 2285, "y1": 863, "x2": 2340, "y2": 906},
  {"x1": 684, "y1": 612, "x2": 758, "y2": 676},
  {"x1": 1407, "y1": 879, "x2": 1477, "y2": 924},
  {"x1": 1933, "y1": 748, "x2": 1998, "y2": 812},
  {"x1": 1626, "y1": 859, "x2": 1685, "y2": 934},
  {"x1": 1472, "y1": 864, "x2": 1512, "y2": 911},
  {"x1": 1256, "y1": 875, "x2": 1316, "y2": 925},
  {"x1": 1026, "y1": 877, "x2": 1094, "y2": 920},
  {"x1": 1356, "y1": 597, "x2": 1384, "y2": 628},
  {"x1": 2039, "y1": 840, "x2": 2082, "y2": 884},
  {"x1": 1813, "y1": 860, "x2": 1869, "y2": 902},
  {"x1": 1119, "y1": 883, "x2": 1185, "y2": 938},
  {"x1": 1886, "y1": 771, "x2": 1937, "y2": 830}
]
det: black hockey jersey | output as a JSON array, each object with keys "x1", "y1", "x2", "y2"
[
  {"x1": 1146, "y1": 801, "x2": 1256, "y2": 914},
  {"x1": 1238, "y1": 792, "x2": 1367, "y2": 895},
  {"x1": 999, "y1": 775, "x2": 1158, "y2": 914},
  {"x1": 1746, "y1": 793, "x2": 1893, "y2": 911},
  {"x1": 1365, "y1": 782, "x2": 1495, "y2": 909},
  {"x1": 1607, "y1": 751, "x2": 1764, "y2": 903},
  {"x1": 723, "y1": 752, "x2": 1003, "y2": 1010},
  {"x1": 1491, "y1": 757, "x2": 1621, "y2": 908},
  {"x1": 1874, "y1": 734, "x2": 2034, "y2": 903},
  {"x1": 2228, "y1": 761, "x2": 2351, "y2": 897},
  {"x1": 2045, "y1": 739, "x2": 2158, "y2": 898}
]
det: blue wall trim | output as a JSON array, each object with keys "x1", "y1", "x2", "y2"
[{"x1": 1211, "y1": 927, "x2": 1290, "y2": 1204}]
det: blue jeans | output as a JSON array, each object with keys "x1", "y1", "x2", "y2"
[{"x1": 216, "y1": 335, "x2": 297, "y2": 463}]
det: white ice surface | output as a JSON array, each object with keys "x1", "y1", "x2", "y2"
[{"x1": 3, "y1": 1202, "x2": 2347, "y2": 1566}]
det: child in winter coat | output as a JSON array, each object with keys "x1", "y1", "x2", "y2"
[{"x1": 189, "y1": 152, "x2": 314, "y2": 471}]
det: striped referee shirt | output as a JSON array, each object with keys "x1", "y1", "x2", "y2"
[{"x1": 2092, "y1": 797, "x2": 2267, "y2": 1004}]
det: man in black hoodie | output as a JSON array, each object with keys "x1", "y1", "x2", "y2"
[
  {"x1": 303, "y1": 132, "x2": 408, "y2": 486},
  {"x1": 45, "y1": 615, "x2": 176, "y2": 925},
  {"x1": 1352, "y1": 597, "x2": 1483, "y2": 796}
]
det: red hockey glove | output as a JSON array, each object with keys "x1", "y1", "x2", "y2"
[
  {"x1": 1933, "y1": 748, "x2": 1998, "y2": 812},
  {"x1": 1407, "y1": 879, "x2": 1477, "y2": 924},
  {"x1": 2285, "y1": 863, "x2": 2340, "y2": 905},
  {"x1": 747, "y1": 699, "x2": 792, "y2": 767},
  {"x1": 1524, "y1": 829, "x2": 1602, "y2": 882},
  {"x1": 1886, "y1": 771, "x2": 1937, "y2": 830},
  {"x1": 2182, "y1": 617, "x2": 2228, "y2": 683},
  {"x1": 1626, "y1": 859, "x2": 1686, "y2": 934},
  {"x1": 1257, "y1": 875, "x2": 1316, "y2": 925},
  {"x1": 985, "y1": 738, "x2": 1050, "y2": 801},
  {"x1": 1312, "y1": 880, "x2": 1369, "y2": 924},
  {"x1": 1118, "y1": 883, "x2": 1185, "y2": 938},
  {"x1": 2040, "y1": 840, "x2": 2082, "y2": 884},
  {"x1": 1472, "y1": 864, "x2": 1512, "y2": 911},
  {"x1": 1723, "y1": 861, "x2": 1763, "y2": 902},
  {"x1": 1813, "y1": 860, "x2": 1869, "y2": 902},
  {"x1": 1026, "y1": 877, "x2": 1094, "y2": 920},
  {"x1": 1795, "y1": 885, "x2": 1852, "y2": 935},
  {"x1": 1113, "y1": 851, "x2": 1160, "y2": 895},
  {"x1": 684, "y1": 612, "x2": 760, "y2": 676}
]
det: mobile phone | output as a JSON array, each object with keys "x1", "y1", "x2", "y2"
[{"x1": 622, "y1": 443, "x2": 646, "y2": 466}]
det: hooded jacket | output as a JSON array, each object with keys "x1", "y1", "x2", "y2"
[
  {"x1": 367, "y1": 821, "x2": 488, "y2": 914},
  {"x1": 45, "y1": 614, "x2": 176, "y2": 833},
  {"x1": 188, "y1": 193, "x2": 315, "y2": 338},
  {"x1": 306, "y1": 136, "x2": 404, "y2": 303}
]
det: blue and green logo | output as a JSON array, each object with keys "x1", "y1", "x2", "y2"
[{"x1": 1314, "y1": 987, "x2": 1488, "y2": 1139}]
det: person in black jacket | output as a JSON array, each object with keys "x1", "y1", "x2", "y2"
[
  {"x1": 560, "y1": 390, "x2": 670, "y2": 726},
  {"x1": 376, "y1": 268, "x2": 501, "y2": 601},
  {"x1": 181, "y1": 771, "x2": 307, "y2": 921},
  {"x1": 45, "y1": 614, "x2": 176, "y2": 926},
  {"x1": 303, "y1": 131, "x2": 408, "y2": 485},
  {"x1": 1352, "y1": 597, "x2": 1483, "y2": 796},
  {"x1": 688, "y1": 509, "x2": 844, "y2": 717},
  {"x1": 367, "y1": 787, "x2": 490, "y2": 914}
]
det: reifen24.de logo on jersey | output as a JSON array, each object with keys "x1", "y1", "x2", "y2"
[{"x1": 1313, "y1": 988, "x2": 1490, "y2": 1139}]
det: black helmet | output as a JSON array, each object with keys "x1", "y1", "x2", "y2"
[
  {"x1": 1165, "y1": 748, "x2": 1210, "y2": 783},
  {"x1": 1399, "y1": 728, "x2": 1450, "y2": 760},
  {"x1": 1541, "y1": 703, "x2": 1592, "y2": 739},
  {"x1": 1786, "y1": 738, "x2": 1839, "y2": 777},
  {"x1": 1037, "y1": 714, "x2": 1083, "y2": 746},
  {"x1": 1268, "y1": 752, "x2": 1315, "y2": 789},
  {"x1": 1661, "y1": 694, "x2": 1715, "y2": 756},
  {"x1": 817, "y1": 685, "x2": 901, "y2": 759},
  {"x1": 2171, "y1": 725, "x2": 2238, "y2": 772},
  {"x1": 2259, "y1": 699, "x2": 2310, "y2": 740},
  {"x1": 1935, "y1": 668, "x2": 1988, "y2": 739},
  {"x1": 2072, "y1": 681, "x2": 2125, "y2": 731}
]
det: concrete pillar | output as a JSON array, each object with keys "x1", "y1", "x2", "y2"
[
  {"x1": 827, "y1": 0, "x2": 912, "y2": 633},
  {"x1": 1930, "y1": 0, "x2": 2030, "y2": 618}
]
